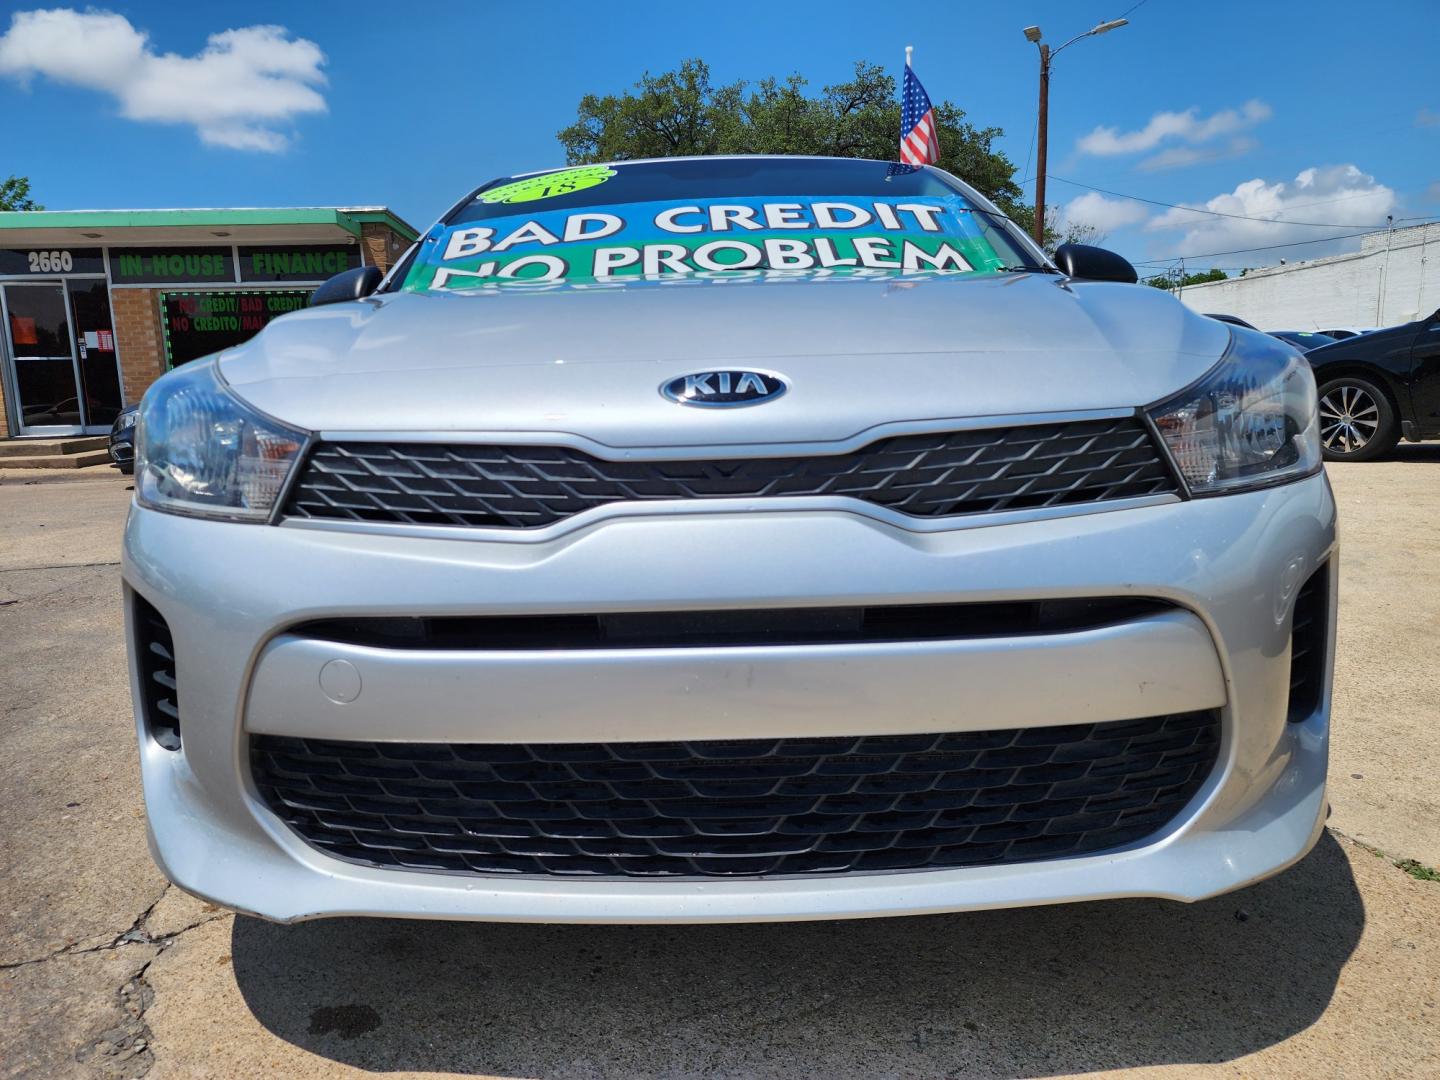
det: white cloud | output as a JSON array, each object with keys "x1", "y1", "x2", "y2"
[
  {"x1": 1077, "y1": 101, "x2": 1271, "y2": 165},
  {"x1": 0, "y1": 8, "x2": 326, "y2": 151},
  {"x1": 1138, "y1": 137, "x2": 1257, "y2": 173},
  {"x1": 1419, "y1": 107, "x2": 1440, "y2": 128},
  {"x1": 1059, "y1": 191, "x2": 1149, "y2": 235},
  {"x1": 1145, "y1": 165, "x2": 1397, "y2": 261}
]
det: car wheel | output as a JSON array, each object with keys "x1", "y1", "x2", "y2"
[{"x1": 1316, "y1": 376, "x2": 1397, "y2": 462}]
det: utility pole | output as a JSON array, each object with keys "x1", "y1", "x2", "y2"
[
  {"x1": 1034, "y1": 44, "x2": 1050, "y2": 245},
  {"x1": 1379, "y1": 214, "x2": 1394, "y2": 326},
  {"x1": 1023, "y1": 19, "x2": 1128, "y2": 248},
  {"x1": 1418, "y1": 223, "x2": 1429, "y2": 318}
]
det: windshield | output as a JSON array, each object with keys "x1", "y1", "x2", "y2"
[{"x1": 401, "y1": 157, "x2": 1042, "y2": 293}]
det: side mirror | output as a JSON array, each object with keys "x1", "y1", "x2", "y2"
[
  {"x1": 309, "y1": 265, "x2": 384, "y2": 307},
  {"x1": 1053, "y1": 243, "x2": 1138, "y2": 285}
]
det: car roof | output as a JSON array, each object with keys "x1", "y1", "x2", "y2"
[{"x1": 504, "y1": 154, "x2": 910, "y2": 180}]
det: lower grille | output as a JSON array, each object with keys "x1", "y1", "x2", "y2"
[
  {"x1": 280, "y1": 417, "x2": 1179, "y2": 531},
  {"x1": 252, "y1": 710, "x2": 1219, "y2": 879}
]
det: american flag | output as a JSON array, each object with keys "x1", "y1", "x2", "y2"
[{"x1": 900, "y1": 59, "x2": 939, "y2": 166}]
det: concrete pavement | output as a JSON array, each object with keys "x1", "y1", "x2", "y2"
[
  {"x1": 1326, "y1": 446, "x2": 1440, "y2": 869},
  {"x1": 2, "y1": 455, "x2": 1438, "y2": 1079}
]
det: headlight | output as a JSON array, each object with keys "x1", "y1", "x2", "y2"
[
  {"x1": 136, "y1": 360, "x2": 308, "y2": 521},
  {"x1": 1147, "y1": 330, "x2": 1320, "y2": 495},
  {"x1": 117, "y1": 410, "x2": 138, "y2": 430}
]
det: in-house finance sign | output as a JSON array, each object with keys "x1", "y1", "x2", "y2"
[{"x1": 403, "y1": 195, "x2": 1007, "y2": 292}]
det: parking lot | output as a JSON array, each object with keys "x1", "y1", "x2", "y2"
[{"x1": 3, "y1": 454, "x2": 1438, "y2": 1079}]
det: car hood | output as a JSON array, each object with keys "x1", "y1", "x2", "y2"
[
  {"x1": 1306, "y1": 318, "x2": 1419, "y2": 365},
  {"x1": 219, "y1": 272, "x2": 1230, "y2": 447}
]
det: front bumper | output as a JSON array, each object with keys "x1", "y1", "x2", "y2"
[
  {"x1": 108, "y1": 432, "x2": 134, "y2": 468},
  {"x1": 123, "y1": 474, "x2": 1337, "y2": 923}
]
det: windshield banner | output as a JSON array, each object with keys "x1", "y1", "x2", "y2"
[{"x1": 402, "y1": 195, "x2": 1007, "y2": 291}]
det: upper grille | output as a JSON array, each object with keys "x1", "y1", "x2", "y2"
[
  {"x1": 251, "y1": 710, "x2": 1219, "y2": 880},
  {"x1": 281, "y1": 417, "x2": 1178, "y2": 530}
]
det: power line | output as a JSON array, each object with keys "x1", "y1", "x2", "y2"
[
  {"x1": 1133, "y1": 258, "x2": 1268, "y2": 269},
  {"x1": 1020, "y1": 114, "x2": 1038, "y2": 194},
  {"x1": 1133, "y1": 228, "x2": 1384, "y2": 262},
  {"x1": 1137, "y1": 268, "x2": 1260, "y2": 275},
  {"x1": 1134, "y1": 262, "x2": 1265, "y2": 272},
  {"x1": 1048, "y1": 175, "x2": 1393, "y2": 228},
  {"x1": 1131, "y1": 215, "x2": 1440, "y2": 265}
]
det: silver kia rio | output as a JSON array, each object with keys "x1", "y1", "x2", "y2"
[{"x1": 125, "y1": 156, "x2": 1336, "y2": 924}]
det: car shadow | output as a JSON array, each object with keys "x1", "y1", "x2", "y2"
[
  {"x1": 231, "y1": 832, "x2": 1362, "y2": 1078},
  {"x1": 1383, "y1": 443, "x2": 1440, "y2": 463}
]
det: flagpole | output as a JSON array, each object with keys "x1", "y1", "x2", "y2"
[{"x1": 905, "y1": 45, "x2": 913, "y2": 68}]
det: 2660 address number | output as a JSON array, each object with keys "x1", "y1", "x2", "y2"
[{"x1": 27, "y1": 250, "x2": 75, "y2": 273}]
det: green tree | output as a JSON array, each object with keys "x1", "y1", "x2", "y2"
[
  {"x1": 0, "y1": 175, "x2": 42, "y2": 211},
  {"x1": 1142, "y1": 267, "x2": 1229, "y2": 290},
  {"x1": 557, "y1": 59, "x2": 1027, "y2": 220}
]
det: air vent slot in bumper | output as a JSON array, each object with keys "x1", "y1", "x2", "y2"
[
  {"x1": 134, "y1": 594, "x2": 180, "y2": 750},
  {"x1": 1287, "y1": 563, "x2": 1331, "y2": 723},
  {"x1": 294, "y1": 597, "x2": 1175, "y2": 652}
]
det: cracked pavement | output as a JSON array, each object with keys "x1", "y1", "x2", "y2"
[
  {"x1": 3, "y1": 883, "x2": 227, "y2": 1080},
  {"x1": 2, "y1": 458, "x2": 1439, "y2": 1079}
]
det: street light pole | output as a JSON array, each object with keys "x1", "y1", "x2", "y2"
[{"x1": 1023, "y1": 19, "x2": 1129, "y2": 247}]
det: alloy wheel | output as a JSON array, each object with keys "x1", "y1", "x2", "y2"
[{"x1": 1318, "y1": 384, "x2": 1381, "y2": 454}]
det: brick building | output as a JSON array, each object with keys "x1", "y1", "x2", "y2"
[{"x1": 0, "y1": 208, "x2": 417, "y2": 445}]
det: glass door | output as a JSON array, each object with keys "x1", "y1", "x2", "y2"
[
  {"x1": 67, "y1": 280, "x2": 123, "y2": 427},
  {"x1": 1, "y1": 280, "x2": 122, "y2": 435},
  {"x1": 3, "y1": 283, "x2": 83, "y2": 434}
]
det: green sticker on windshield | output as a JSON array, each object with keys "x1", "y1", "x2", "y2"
[{"x1": 479, "y1": 166, "x2": 617, "y2": 205}]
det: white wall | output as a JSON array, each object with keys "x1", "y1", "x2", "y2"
[{"x1": 1173, "y1": 222, "x2": 1440, "y2": 331}]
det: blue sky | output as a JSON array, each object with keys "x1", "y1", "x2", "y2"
[{"x1": 2, "y1": 0, "x2": 1436, "y2": 274}]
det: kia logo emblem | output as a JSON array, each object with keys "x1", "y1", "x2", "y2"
[{"x1": 661, "y1": 370, "x2": 789, "y2": 408}]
